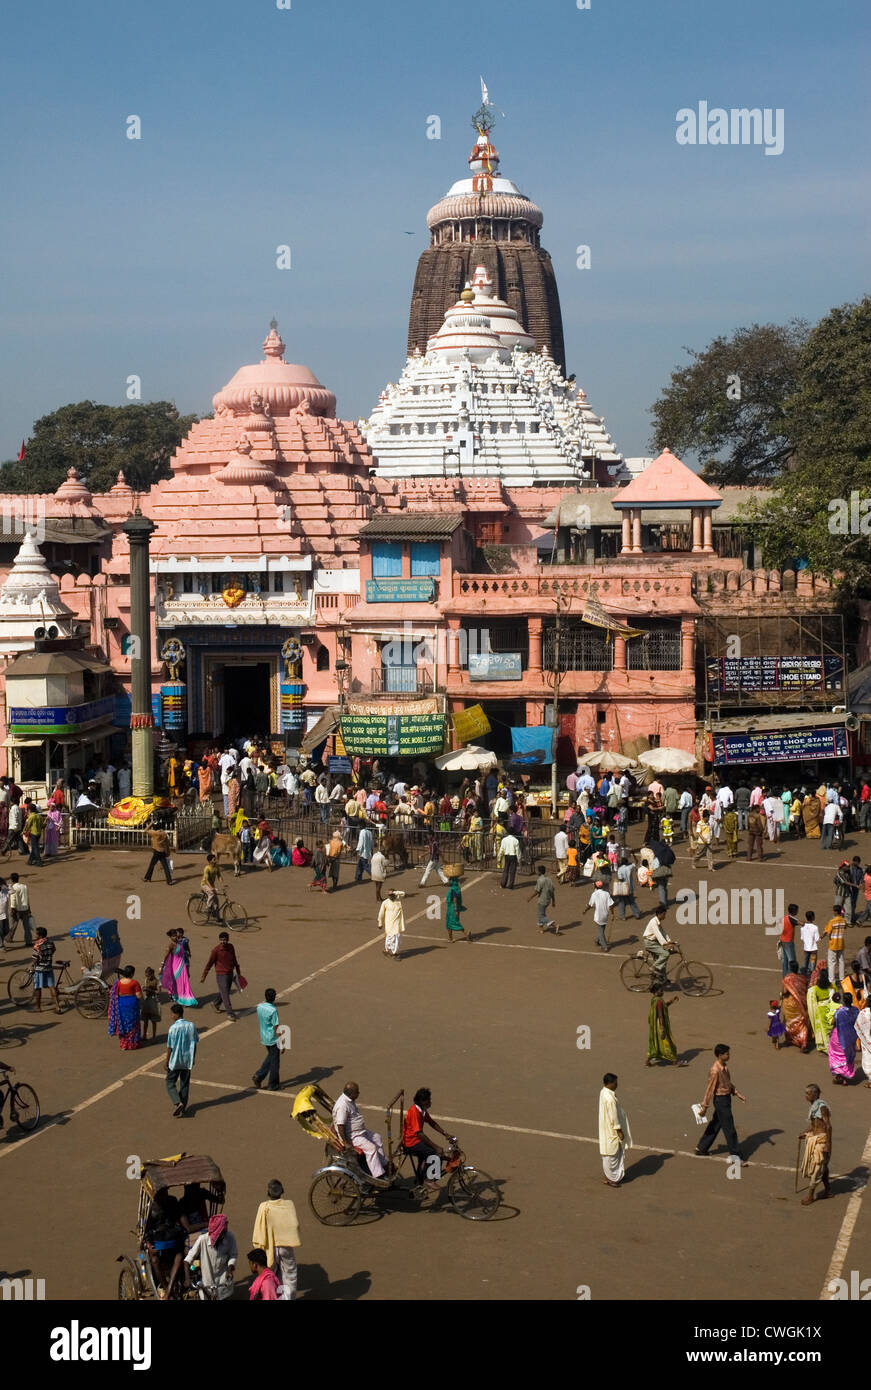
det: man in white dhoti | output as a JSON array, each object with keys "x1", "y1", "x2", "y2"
[
  {"x1": 378, "y1": 889, "x2": 406, "y2": 958},
  {"x1": 332, "y1": 1082, "x2": 387, "y2": 1178},
  {"x1": 598, "y1": 1074, "x2": 632, "y2": 1187}
]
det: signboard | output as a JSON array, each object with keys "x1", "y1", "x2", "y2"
[
  {"x1": 712, "y1": 725, "x2": 849, "y2": 766},
  {"x1": 366, "y1": 578, "x2": 435, "y2": 603},
  {"x1": 452, "y1": 704, "x2": 492, "y2": 743},
  {"x1": 340, "y1": 713, "x2": 446, "y2": 757},
  {"x1": 706, "y1": 656, "x2": 843, "y2": 693},
  {"x1": 467, "y1": 653, "x2": 522, "y2": 682},
  {"x1": 329, "y1": 756, "x2": 353, "y2": 775},
  {"x1": 9, "y1": 695, "x2": 115, "y2": 736}
]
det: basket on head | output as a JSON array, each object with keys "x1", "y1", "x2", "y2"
[{"x1": 443, "y1": 863, "x2": 465, "y2": 880}]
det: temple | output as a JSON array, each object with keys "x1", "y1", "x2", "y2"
[{"x1": 0, "y1": 101, "x2": 853, "y2": 796}]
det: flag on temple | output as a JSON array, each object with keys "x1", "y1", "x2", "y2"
[
  {"x1": 480, "y1": 77, "x2": 489, "y2": 104},
  {"x1": 18, "y1": 441, "x2": 26, "y2": 461},
  {"x1": 581, "y1": 594, "x2": 644, "y2": 642}
]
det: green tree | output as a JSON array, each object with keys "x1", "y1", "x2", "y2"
[
  {"x1": 0, "y1": 401, "x2": 198, "y2": 494},
  {"x1": 750, "y1": 296, "x2": 871, "y2": 588},
  {"x1": 649, "y1": 321, "x2": 808, "y2": 485}
]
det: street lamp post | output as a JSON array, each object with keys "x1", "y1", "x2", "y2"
[{"x1": 121, "y1": 508, "x2": 156, "y2": 799}]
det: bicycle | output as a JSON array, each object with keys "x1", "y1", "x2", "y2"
[
  {"x1": 620, "y1": 941, "x2": 713, "y2": 997},
  {"x1": 6, "y1": 957, "x2": 110, "y2": 1017},
  {"x1": 0, "y1": 1065, "x2": 40, "y2": 1132},
  {"x1": 186, "y1": 887, "x2": 251, "y2": 931}
]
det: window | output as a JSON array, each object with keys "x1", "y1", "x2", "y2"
[
  {"x1": 410, "y1": 542, "x2": 440, "y2": 577},
  {"x1": 543, "y1": 623, "x2": 614, "y2": 672},
  {"x1": 272, "y1": 572, "x2": 284, "y2": 593},
  {"x1": 626, "y1": 627, "x2": 682, "y2": 671},
  {"x1": 371, "y1": 541, "x2": 402, "y2": 578},
  {"x1": 182, "y1": 573, "x2": 194, "y2": 593},
  {"x1": 316, "y1": 647, "x2": 330, "y2": 671},
  {"x1": 17, "y1": 746, "x2": 45, "y2": 782},
  {"x1": 596, "y1": 710, "x2": 607, "y2": 724}
]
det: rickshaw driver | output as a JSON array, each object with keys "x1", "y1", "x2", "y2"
[
  {"x1": 201, "y1": 854, "x2": 222, "y2": 922},
  {"x1": 402, "y1": 1087, "x2": 456, "y2": 1190},
  {"x1": 144, "y1": 1189, "x2": 189, "y2": 1300},
  {"x1": 332, "y1": 1082, "x2": 388, "y2": 1177}
]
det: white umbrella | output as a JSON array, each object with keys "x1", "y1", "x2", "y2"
[
  {"x1": 434, "y1": 744, "x2": 497, "y2": 773},
  {"x1": 637, "y1": 747, "x2": 698, "y2": 775},
  {"x1": 584, "y1": 750, "x2": 635, "y2": 771}
]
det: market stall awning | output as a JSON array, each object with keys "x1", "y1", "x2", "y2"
[
  {"x1": 710, "y1": 711, "x2": 849, "y2": 735},
  {"x1": 52, "y1": 726, "x2": 123, "y2": 746},
  {"x1": 300, "y1": 706, "x2": 341, "y2": 754},
  {"x1": 2, "y1": 737, "x2": 43, "y2": 748}
]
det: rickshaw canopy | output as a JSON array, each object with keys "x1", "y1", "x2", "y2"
[
  {"x1": 70, "y1": 917, "x2": 122, "y2": 957},
  {"x1": 292, "y1": 1084, "x2": 337, "y2": 1142},
  {"x1": 140, "y1": 1153, "x2": 225, "y2": 1199}
]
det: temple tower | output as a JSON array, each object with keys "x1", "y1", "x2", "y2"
[{"x1": 407, "y1": 102, "x2": 566, "y2": 370}]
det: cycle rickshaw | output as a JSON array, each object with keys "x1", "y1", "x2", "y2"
[
  {"x1": 6, "y1": 917, "x2": 122, "y2": 1017},
  {"x1": 116, "y1": 1153, "x2": 226, "y2": 1300},
  {"x1": 293, "y1": 1084, "x2": 501, "y2": 1224}
]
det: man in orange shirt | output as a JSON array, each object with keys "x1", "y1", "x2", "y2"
[
  {"x1": 824, "y1": 903, "x2": 847, "y2": 987},
  {"x1": 695, "y1": 1043, "x2": 747, "y2": 1161},
  {"x1": 780, "y1": 903, "x2": 799, "y2": 977},
  {"x1": 402, "y1": 1086, "x2": 454, "y2": 1190}
]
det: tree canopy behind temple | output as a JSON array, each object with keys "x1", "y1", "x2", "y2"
[
  {"x1": 746, "y1": 296, "x2": 871, "y2": 589},
  {"x1": 649, "y1": 320, "x2": 809, "y2": 486},
  {"x1": 0, "y1": 401, "x2": 199, "y2": 494}
]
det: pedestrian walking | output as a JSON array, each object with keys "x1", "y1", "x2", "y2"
[
  {"x1": 251, "y1": 988, "x2": 281, "y2": 1092},
  {"x1": 247, "y1": 1249, "x2": 281, "y2": 1300},
  {"x1": 799, "y1": 1084, "x2": 831, "y2": 1205},
  {"x1": 779, "y1": 903, "x2": 799, "y2": 977},
  {"x1": 24, "y1": 805, "x2": 45, "y2": 866},
  {"x1": 165, "y1": 1004, "x2": 198, "y2": 1117},
  {"x1": 692, "y1": 812, "x2": 714, "y2": 870},
  {"x1": 646, "y1": 984, "x2": 687, "y2": 1066},
  {"x1": 497, "y1": 830, "x2": 521, "y2": 889},
  {"x1": 252, "y1": 1179, "x2": 301, "y2": 1301},
  {"x1": 371, "y1": 846, "x2": 388, "y2": 903},
  {"x1": 529, "y1": 863, "x2": 558, "y2": 935},
  {"x1": 8, "y1": 873, "x2": 33, "y2": 946},
  {"x1": 553, "y1": 827, "x2": 568, "y2": 882},
  {"x1": 823, "y1": 903, "x2": 847, "y2": 987},
  {"x1": 201, "y1": 931, "x2": 241, "y2": 1021},
  {"x1": 143, "y1": 825, "x2": 174, "y2": 885},
  {"x1": 326, "y1": 829, "x2": 343, "y2": 891},
  {"x1": 30, "y1": 927, "x2": 61, "y2": 1013},
  {"x1": 800, "y1": 911, "x2": 820, "y2": 976},
  {"x1": 598, "y1": 1073, "x2": 632, "y2": 1187},
  {"x1": 445, "y1": 871, "x2": 472, "y2": 943},
  {"x1": 612, "y1": 853, "x2": 641, "y2": 920},
  {"x1": 746, "y1": 809, "x2": 765, "y2": 862},
  {"x1": 354, "y1": 824, "x2": 373, "y2": 882},
  {"x1": 847, "y1": 857, "x2": 864, "y2": 922},
  {"x1": 584, "y1": 878, "x2": 614, "y2": 952},
  {"x1": 695, "y1": 1044, "x2": 746, "y2": 1161},
  {"x1": 420, "y1": 834, "x2": 448, "y2": 887},
  {"x1": 379, "y1": 889, "x2": 406, "y2": 959}
]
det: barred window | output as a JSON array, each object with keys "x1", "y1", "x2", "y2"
[
  {"x1": 543, "y1": 623, "x2": 614, "y2": 672},
  {"x1": 627, "y1": 628, "x2": 682, "y2": 671}
]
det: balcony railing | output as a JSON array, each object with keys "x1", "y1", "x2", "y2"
[{"x1": 370, "y1": 667, "x2": 435, "y2": 696}]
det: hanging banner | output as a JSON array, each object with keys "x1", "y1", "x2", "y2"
[
  {"x1": 453, "y1": 704, "x2": 492, "y2": 743},
  {"x1": 712, "y1": 726, "x2": 848, "y2": 766},
  {"x1": 581, "y1": 594, "x2": 644, "y2": 640},
  {"x1": 340, "y1": 712, "x2": 446, "y2": 757},
  {"x1": 706, "y1": 656, "x2": 844, "y2": 693},
  {"x1": 510, "y1": 726, "x2": 555, "y2": 765}
]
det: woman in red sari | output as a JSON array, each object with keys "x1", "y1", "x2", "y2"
[
  {"x1": 198, "y1": 762, "x2": 213, "y2": 803},
  {"x1": 781, "y1": 973, "x2": 812, "y2": 1052},
  {"x1": 108, "y1": 965, "x2": 143, "y2": 1050}
]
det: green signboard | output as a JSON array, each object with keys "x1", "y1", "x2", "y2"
[
  {"x1": 340, "y1": 713, "x2": 446, "y2": 757},
  {"x1": 366, "y1": 578, "x2": 435, "y2": 603}
]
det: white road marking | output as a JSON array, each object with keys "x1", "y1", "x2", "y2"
[
  {"x1": 403, "y1": 930, "x2": 780, "y2": 973},
  {"x1": 0, "y1": 879, "x2": 486, "y2": 1158},
  {"x1": 819, "y1": 1124, "x2": 871, "y2": 1299}
]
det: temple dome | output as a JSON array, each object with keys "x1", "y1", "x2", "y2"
[
  {"x1": 0, "y1": 531, "x2": 75, "y2": 622},
  {"x1": 425, "y1": 294, "x2": 509, "y2": 363},
  {"x1": 54, "y1": 467, "x2": 93, "y2": 505},
  {"x1": 212, "y1": 321, "x2": 337, "y2": 418},
  {"x1": 468, "y1": 265, "x2": 535, "y2": 352}
]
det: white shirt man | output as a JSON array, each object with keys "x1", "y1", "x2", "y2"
[
  {"x1": 643, "y1": 913, "x2": 673, "y2": 972},
  {"x1": 801, "y1": 916, "x2": 820, "y2": 971},
  {"x1": 498, "y1": 832, "x2": 521, "y2": 863},
  {"x1": 238, "y1": 755, "x2": 254, "y2": 780},
  {"x1": 332, "y1": 1087, "x2": 387, "y2": 1176},
  {"x1": 96, "y1": 765, "x2": 115, "y2": 806},
  {"x1": 493, "y1": 793, "x2": 510, "y2": 818},
  {"x1": 392, "y1": 780, "x2": 407, "y2": 799},
  {"x1": 553, "y1": 829, "x2": 569, "y2": 881},
  {"x1": 619, "y1": 775, "x2": 631, "y2": 802},
  {"x1": 826, "y1": 785, "x2": 839, "y2": 804},
  {"x1": 117, "y1": 765, "x2": 132, "y2": 798},
  {"x1": 823, "y1": 802, "x2": 840, "y2": 824},
  {"x1": 219, "y1": 750, "x2": 237, "y2": 779},
  {"x1": 329, "y1": 782, "x2": 345, "y2": 802},
  {"x1": 716, "y1": 785, "x2": 734, "y2": 810},
  {"x1": 587, "y1": 883, "x2": 614, "y2": 952},
  {"x1": 378, "y1": 891, "x2": 406, "y2": 957},
  {"x1": 578, "y1": 773, "x2": 595, "y2": 796},
  {"x1": 185, "y1": 1227, "x2": 237, "y2": 1300}
]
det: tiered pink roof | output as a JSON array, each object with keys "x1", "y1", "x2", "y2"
[{"x1": 612, "y1": 449, "x2": 722, "y2": 508}]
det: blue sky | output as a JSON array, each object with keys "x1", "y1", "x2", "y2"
[{"x1": 1, "y1": 0, "x2": 868, "y2": 462}]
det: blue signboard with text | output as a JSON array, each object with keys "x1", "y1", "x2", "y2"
[
  {"x1": 712, "y1": 725, "x2": 848, "y2": 766},
  {"x1": 366, "y1": 578, "x2": 435, "y2": 603},
  {"x1": 468, "y1": 653, "x2": 522, "y2": 681}
]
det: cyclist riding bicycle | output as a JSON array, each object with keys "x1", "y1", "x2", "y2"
[
  {"x1": 642, "y1": 907, "x2": 678, "y2": 978},
  {"x1": 201, "y1": 854, "x2": 223, "y2": 922}
]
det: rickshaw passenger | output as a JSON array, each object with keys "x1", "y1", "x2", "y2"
[
  {"x1": 402, "y1": 1087, "x2": 453, "y2": 1190},
  {"x1": 144, "y1": 1190, "x2": 188, "y2": 1299},
  {"x1": 332, "y1": 1082, "x2": 387, "y2": 1177},
  {"x1": 179, "y1": 1182, "x2": 210, "y2": 1233}
]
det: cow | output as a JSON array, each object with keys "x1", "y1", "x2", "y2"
[
  {"x1": 380, "y1": 831, "x2": 409, "y2": 871},
  {"x1": 209, "y1": 833, "x2": 244, "y2": 878}
]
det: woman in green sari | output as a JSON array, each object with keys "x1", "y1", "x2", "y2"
[
  {"x1": 807, "y1": 968, "x2": 838, "y2": 1053},
  {"x1": 445, "y1": 873, "x2": 473, "y2": 943},
  {"x1": 645, "y1": 985, "x2": 687, "y2": 1066}
]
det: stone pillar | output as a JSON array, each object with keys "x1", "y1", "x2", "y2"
[
  {"x1": 691, "y1": 509, "x2": 703, "y2": 553},
  {"x1": 122, "y1": 509, "x2": 156, "y2": 799},
  {"x1": 702, "y1": 509, "x2": 714, "y2": 553},
  {"x1": 446, "y1": 618, "x2": 461, "y2": 675},
  {"x1": 620, "y1": 514, "x2": 631, "y2": 554},
  {"x1": 614, "y1": 631, "x2": 627, "y2": 670},
  {"x1": 631, "y1": 509, "x2": 642, "y2": 553},
  {"x1": 528, "y1": 617, "x2": 543, "y2": 673},
  {"x1": 681, "y1": 619, "x2": 695, "y2": 673}
]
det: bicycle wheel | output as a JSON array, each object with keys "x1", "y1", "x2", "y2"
[
  {"x1": 678, "y1": 959, "x2": 714, "y2": 996},
  {"x1": 186, "y1": 893, "x2": 211, "y2": 927},
  {"x1": 447, "y1": 1165, "x2": 501, "y2": 1221},
  {"x1": 75, "y1": 977, "x2": 109, "y2": 1019},
  {"x1": 10, "y1": 1082, "x2": 40, "y2": 1131},
  {"x1": 220, "y1": 899, "x2": 249, "y2": 931},
  {"x1": 7, "y1": 969, "x2": 33, "y2": 1005},
  {"x1": 308, "y1": 1171, "x2": 364, "y2": 1226},
  {"x1": 620, "y1": 955, "x2": 654, "y2": 993}
]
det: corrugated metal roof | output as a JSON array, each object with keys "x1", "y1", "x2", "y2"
[
  {"x1": 359, "y1": 512, "x2": 465, "y2": 540},
  {"x1": 5, "y1": 650, "x2": 112, "y2": 676},
  {"x1": 711, "y1": 711, "x2": 849, "y2": 735}
]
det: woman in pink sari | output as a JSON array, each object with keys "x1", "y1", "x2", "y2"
[
  {"x1": 829, "y1": 993, "x2": 859, "y2": 1083},
  {"x1": 160, "y1": 929, "x2": 198, "y2": 1008},
  {"x1": 44, "y1": 804, "x2": 63, "y2": 856}
]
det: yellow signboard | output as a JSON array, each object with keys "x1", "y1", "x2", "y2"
[{"x1": 453, "y1": 704, "x2": 492, "y2": 743}]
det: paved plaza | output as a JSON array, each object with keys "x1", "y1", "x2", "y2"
[{"x1": 2, "y1": 827, "x2": 871, "y2": 1302}]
